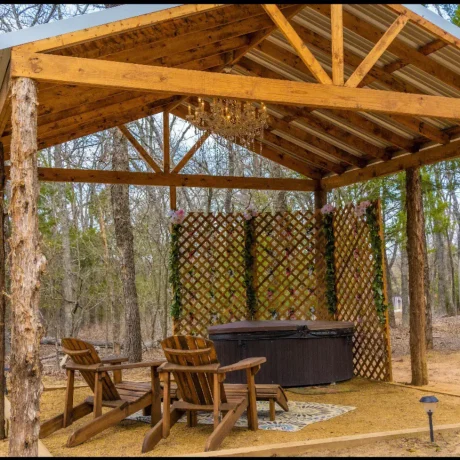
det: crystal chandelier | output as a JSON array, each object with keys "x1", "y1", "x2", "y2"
[{"x1": 186, "y1": 98, "x2": 269, "y2": 148}]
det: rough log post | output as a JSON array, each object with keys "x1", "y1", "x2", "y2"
[
  {"x1": 0, "y1": 142, "x2": 5, "y2": 440},
  {"x1": 9, "y1": 77, "x2": 46, "y2": 456},
  {"x1": 314, "y1": 188, "x2": 329, "y2": 318},
  {"x1": 405, "y1": 167, "x2": 428, "y2": 386}
]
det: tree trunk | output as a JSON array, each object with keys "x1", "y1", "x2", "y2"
[
  {"x1": 435, "y1": 231, "x2": 454, "y2": 316},
  {"x1": 272, "y1": 163, "x2": 288, "y2": 213},
  {"x1": 384, "y1": 248, "x2": 397, "y2": 328},
  {"x1": 405, "y1": 167, "x2": 428, "y2": 386},
  {"x1": 401, "y1": 247, "x2": 409, "y2": 327},
  {"x1": 0, "y1": 143, "x2": 6, "y2": 440},
  {"x1": 110, "y1": 129, "x2": 142, "y2": 362},
  {"x1": 9, "y1": 77, "x2": 47, "y2": 456},
  {"x1": 422, "y1": 217, "x2": 433, "y2": 349},
  {"x1": 53, "y1": 145, "x2": 74, "y2": 336},
  {"x1": 224, "y1": 144, "x2": 235, "y2": 214}
]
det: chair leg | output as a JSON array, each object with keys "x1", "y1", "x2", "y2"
[
  {"x1": 269, "y1": 399, "x2": 276, "y2": 422},
  {"x1": 246, "y1": 367, "x2": 258, "y2": 431},
  {"x1": 205, "y1": 400, "x2": 247, "y2": 452},
  {"x1": 142, "y1": 408, "x2": 185, "y2": 453}
]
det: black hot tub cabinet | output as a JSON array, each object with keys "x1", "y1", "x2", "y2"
[{"x1": 208, "y1": 320, "x2": 354, "y2": 387}]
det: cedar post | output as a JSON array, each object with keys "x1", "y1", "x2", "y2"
[
  {"x1": 0, "y1": 142, "x2": 5, "y2": 440},
  {"x1": 405, "y1": 167, "x2": 428, "y2": 386},
  {"x1": 314, "y1": 188, "x2": 328, "y2": 318},
  {"x1": 9, "y1": 77, "x2": 46, "y2": 456}
]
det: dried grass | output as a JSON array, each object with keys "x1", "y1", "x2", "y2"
[{"x1": 2, "y1": 375, "x2": 460, "y2": 457}]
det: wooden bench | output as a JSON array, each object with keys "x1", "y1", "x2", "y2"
[{"x1": 168, "y1": 382, "x2": 288, "y2": 421}]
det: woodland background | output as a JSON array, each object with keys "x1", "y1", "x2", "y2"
[{"x1": 1, "y1": 3, "x2": 460, "y2": 360}]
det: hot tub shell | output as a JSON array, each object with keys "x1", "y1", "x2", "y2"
[{"x1": 208, "y1": 320, "x2": 354, "y2": 387}]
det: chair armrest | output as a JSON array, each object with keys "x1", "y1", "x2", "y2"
[
  {"x1": 218, "y1": 357, "x2": 266, "y2": 374},
  {"x1": 96, "y1": 359, "x2": 166, "y2": 372},
  {"x1": 100, "y1": 355, "x2": 129, "y2": 364},
  {"x1": 64, "y1": 362, "x2": 100, "y2": 372},
  {"x1": 160, "y1": 362, "x2": 220, "y2": 374}
]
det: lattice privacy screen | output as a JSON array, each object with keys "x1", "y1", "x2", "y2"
[{"x1": 172, "y1": 204, "x2": 392, "y2": 382}]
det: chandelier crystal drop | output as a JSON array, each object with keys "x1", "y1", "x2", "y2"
[{"x1": 186, "y1": 98, "x2": 269, "y2": 149}]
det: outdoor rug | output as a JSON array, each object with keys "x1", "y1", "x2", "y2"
[{"x1": 126, "y1": 400, "x2": 355, "y2": 432}]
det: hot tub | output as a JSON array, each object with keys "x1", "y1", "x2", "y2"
[{"x1": 208, "y1": 320, "x2": 354, "y2": 387}]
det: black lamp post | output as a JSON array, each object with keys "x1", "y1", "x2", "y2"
[{"x1": 419, "y1": 395, "x2": 439, "y2": 442}]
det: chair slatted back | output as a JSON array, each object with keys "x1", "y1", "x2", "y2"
[
  {"x1": 161, "y1": 335, "x2": 227, "y2": 406},
  {"x1": 62, "y1": 338, "x2": 120, "y2": 401}
]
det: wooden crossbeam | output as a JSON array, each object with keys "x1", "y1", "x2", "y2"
[
  {"x1": 262, "y1": 4, "x2": 332, "y2": 85},
  {"x1": 345, "y1": 15, "x2": 409, "y2": 88},
  {"x1": 3, "y1": 167, "x2": 318, "y2": 191},
  {"x1": 11, "y1": 51, "x2": 460, "y2": 120},
  {"x1": 331, "y1": 5, "x2": 344, "y2": 86},
  {"x1": 172, "y1": 132, "x2": 210, "y2": 173},
  {"x1": 321, "y1": 139, "x2": 460, "y2": 190},
  {"x1": 117, "y1": 125, "x2": 162, "y2": 173}
]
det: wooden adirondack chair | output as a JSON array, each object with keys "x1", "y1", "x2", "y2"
[
  {"x1": 142, "y1": 335, "x2": 266, "y2": 453},
  {"x1": 40, "y1": 338, "x2": 165, "y2": 447}
]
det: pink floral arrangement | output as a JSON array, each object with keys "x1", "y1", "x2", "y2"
[
  {"x1": 243, "y1": 204, "x2": 258, "y2": 221},
  {"x1": 320, "y1": 203, "x2": 335, "y2": 215},
  {"x1": 354, "y1": 200, "x2": 372, "y2": 217},
  {"x1": 168, "y1": 209, "x2": 186, "y2": 225}
]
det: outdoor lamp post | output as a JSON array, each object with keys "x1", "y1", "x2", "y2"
[{"x1": 419, "y1": 395, "x2": 439, "y2": 442}]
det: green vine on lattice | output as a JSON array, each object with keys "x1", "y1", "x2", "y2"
[
  {"x1": 243, "y1": 217, "x2": 257, "y2": 320},
  {"x1": 169, "y1": 223, "x2": 183, "y2": 320},
  {"x1": 322, "y1": 211, "x2": 338, "y2": 315},
  {"x1": 364, "y1": 202, "x2": 388, "y2": 325}
]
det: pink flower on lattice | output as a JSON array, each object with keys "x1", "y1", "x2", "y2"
[
  {"x1": 320, "y1": 203, "x2": 335, "y2": 215},
  {"x1": 354, "y1": 200, "x2": 372, "y2": 218},
  {"x1": 243, "y1": 204, "x2": 258, "y2": 221},
  {"x1": 169, "y1": 209, "x2": 187, "y2": 225}
]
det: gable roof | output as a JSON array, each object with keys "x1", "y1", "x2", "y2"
[{"x1": 2, "y1": 3, "x2": 460, "y2": 188}]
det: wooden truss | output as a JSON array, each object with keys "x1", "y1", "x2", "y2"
[{"x1": 2, "y1": 4, "x2": 460, "y2": 192}]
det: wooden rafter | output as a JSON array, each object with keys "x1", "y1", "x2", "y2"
[
  {"x1": 11, "y1": 51, "x2": 460, "y2": 120},
  {"x1": 331, "y1": 5, "x2": 344, "y2": 86},
  {"x1": 345, "y1": 14, "x2": 409, "y2": 88},
  {"x1": 15, "y1": 167, "x2": 318, "y2": 192},
  {"x1": 14, "y1": 4, "x2": 226, "y2": 53},
  {"x1": 172, "y1": 132, "x2": 210, "y2": 174},
  {"x1": 262, "y1": 4, "x2": 332, "y2": 85},
  {"x1": 321, "y1": 139, "x2": 460, "y2": 190},
  {"x1": 117, "y1": 125, "x2": 162, "y2": 173}
]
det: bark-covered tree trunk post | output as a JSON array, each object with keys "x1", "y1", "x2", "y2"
[
  {"x1": 314, "y1": 188, "x2": 328, "y2": 318},
  {"x1": 0, "y1": 142, "x2": 6, "y2": 440},
  {"x1": 9, "y1": 77, "x2": 46, "y2": 456},
  {"x1": 405, "y1": 167, "x2": 428, "y2": 386},
  {"x1": 110, "y1": 128, "x2": 142, "y2": 362}
]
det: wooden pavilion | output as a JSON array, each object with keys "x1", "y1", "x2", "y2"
[{"x1": 1, "y1": 3, "x2": 460, "y2": 455}]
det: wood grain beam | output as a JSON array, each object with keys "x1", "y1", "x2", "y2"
[
  {"x1": 262, "y1": 4, "x2": 332, "y2": 85},
  {"x1": 14, "y1": 4, "x2": 226, "y2": 53},
  {"x1": 321, "y1": 139, "x2": 460, "y2": 190},
  {"x1": 12, "y1": 51, "x2": 460, "y2": 120},
  {"x1": 10, "y1": 167, "x2": 318, "y2": 191},
  {"x1": 331, "y1": 5, "x2": 344, "y2": 86},
  {"x1": 345, "y1": 14, "x2": 409, "y2": 88},
  {"x1": 118, "y1": 125, "x2": 162, "y2": 173}
]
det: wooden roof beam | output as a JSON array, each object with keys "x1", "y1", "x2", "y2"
[
  {"x1": 26, "y1": 167, "x2": 319, "y2": 192},
  {"x1": 331, "y1": 5, "x2": 344, "y2": 86},
  {"x1": 13, "y1": 52, "x2": 460, "y2": 120},
  {"x1": 322, "y1": 139, "x2": 460, "y2": 190},
  {"x1": 345, "y1": 14, "x2": 409, "y2": 88},
  {"x1": 118, "y1": 125, "x2": 162, "y2": 173},
  {"x1": 262, "y1": 4, "x2": 332, "y2": 85}
]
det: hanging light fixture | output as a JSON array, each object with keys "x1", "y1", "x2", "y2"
[{"x1": 186, "y1": 98, "x2": 269, "y2": 149}]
